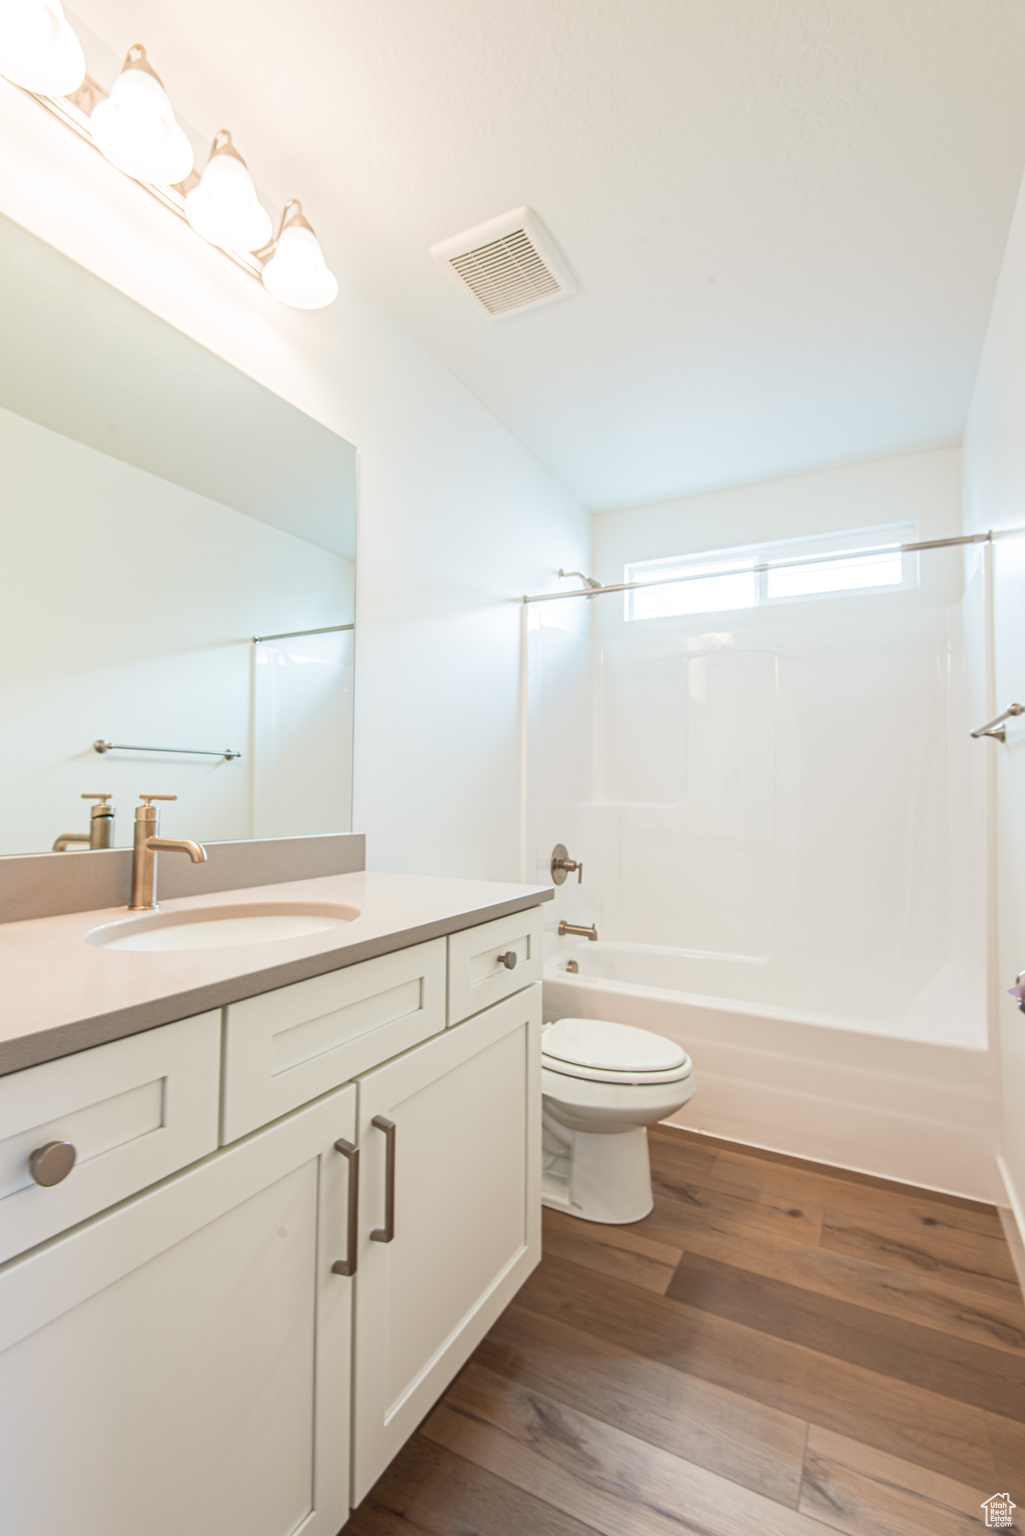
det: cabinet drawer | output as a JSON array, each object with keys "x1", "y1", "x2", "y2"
[
  {"x1": 447, "y1": 907, "x2": 543, "y2": 1026},
  {"x1": 0, "y1": 1012, "x2": 220, "y2": 1265},
  {"x1": 222, "y1": 938, "x2": 446, "y2": 1143}
]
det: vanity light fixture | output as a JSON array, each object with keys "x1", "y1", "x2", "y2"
[
  {"x1": 185, "y1": 130, "x2": 272, "y2": 253},
  {"x1": 0, "y1": 16, "x2": 338, "y2": 309},
  {"x1": 260, "y1": 200, "x2": 338, "y2": 310},
  {"x1": 89, "y1": 44, "x2": 193, "y2": 186},
  {"x1": 0, "y1": 0, "x2": 85, "y2": 96}
]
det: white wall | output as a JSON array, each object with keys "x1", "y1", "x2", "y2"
[
  {"x1": 0, "y1": 82, "x2": 587, "y2": 881},
  {"x1": 963, "y1": 167, "x2": 1025, "y2": 1276},
  {"x1": 591, "y1": 446, "x2": 963, "y2": 578}
]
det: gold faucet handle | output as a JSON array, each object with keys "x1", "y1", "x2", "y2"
[
  {"x1": 138, "y1": 794, "x2": 177, "y2": 806},
  {"x1": 82, "y1": 793, "x2": 112, "y2": 805}
]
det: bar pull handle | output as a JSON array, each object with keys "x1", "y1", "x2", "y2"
[
  {"x1": 331, "y1": 1138, "x2": 360, "y2": 1277},
  {"x1": 370, "y1": 1115, "x2": 396, "y2": 1243}
]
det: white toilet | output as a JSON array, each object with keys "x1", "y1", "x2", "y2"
[{"x1": 541, "y1": 1017, "x2": 696, "y2": 1225}]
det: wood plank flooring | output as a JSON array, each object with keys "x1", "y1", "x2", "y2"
[{"x1": 347, "y1": 1125, "x2": 1025, "y2": 1536}]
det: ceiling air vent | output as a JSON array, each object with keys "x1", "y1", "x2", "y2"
[{"x1": 430, "y1": 206, "x2": 576, "y2": 319}]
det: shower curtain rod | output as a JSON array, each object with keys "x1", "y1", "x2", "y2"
[{"x1": 522, "y1": 530, "x2": 994, "y2": 604}]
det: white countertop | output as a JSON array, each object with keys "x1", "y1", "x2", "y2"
[{"x1": 0, "y1": 870, "x2": 552, "y2": 1075}]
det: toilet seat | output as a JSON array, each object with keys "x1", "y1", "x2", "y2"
[{"x1": 542, "y1": 1017, "x2": 693, "y2": 1086}]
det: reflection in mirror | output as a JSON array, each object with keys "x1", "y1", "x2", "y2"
[{"x1": 0, "y1": 210, "x2": 357, "y2": 856}]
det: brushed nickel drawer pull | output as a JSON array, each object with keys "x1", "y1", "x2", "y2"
[
  {"x1": 331, "y1": 1138, "x2": 360, "y2": 1277},
  {"x1": 497, "y1": 951, "x2": 518, "y2": 970},
  {"x1": 28, "y1": 1141, "x2": 77, "y2": 1187},
  {"x1": 370, "y1": 1115, "x2": 396, "y2": 1244}
]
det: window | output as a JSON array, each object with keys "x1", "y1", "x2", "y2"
[{"x1": 625, "y1": 523, "x2": 917, "y2": 622}]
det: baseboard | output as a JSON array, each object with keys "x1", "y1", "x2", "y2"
[
  {"x1": 660, "y1": 1079, "x2": 998, "y2": 1204},
  {"x1": 652, "y1": 1120, "x2": 999, "y2": 1211},
  {"x1": 996, "y1": 1155, "x2": 1025, "y2": 1302}
]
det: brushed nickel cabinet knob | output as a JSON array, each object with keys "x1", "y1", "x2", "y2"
[
  {"x1": 28, "y1": 1141, "x2": 77, "y2": 1187},
  {"x1": 497, "y1": 951, "x2": 518, "y2": 970}
]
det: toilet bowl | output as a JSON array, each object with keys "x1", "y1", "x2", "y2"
[{"x1": 541, "y1": 1017, "x2": 695, "y2": 1225}]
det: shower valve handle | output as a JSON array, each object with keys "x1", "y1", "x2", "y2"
[{"x1": 551, "y1": 844, "x2": 583, "y2": 885}]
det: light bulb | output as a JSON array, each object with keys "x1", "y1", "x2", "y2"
[
  {"x1": 90, "y1": 44, "x2": 193, "y2": 185},
  {"x1": 185, "y1": 130, "x2": 272, "y2": 252},
  {"x1": 0, "y1": 0, "x2": 85, "y2": 95},
  {"x1": 262, "y1": 202, "x2": 338, "y2": 309}
]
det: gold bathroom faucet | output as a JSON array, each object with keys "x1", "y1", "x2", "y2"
[{"x1": 129, "y1": 794, "x2": 207, "y2": 910}]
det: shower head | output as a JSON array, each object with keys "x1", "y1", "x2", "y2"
[{"x1": 558, "y1": 568, "x2": 603, "y2": 591}]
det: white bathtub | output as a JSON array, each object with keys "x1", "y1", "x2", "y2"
[
  {"x1": 542, "y1": 940, "x2": 998, "y2": 1201},
  {"x1": 544, "y1": 939, "x2": 985, "y2": 1044}
]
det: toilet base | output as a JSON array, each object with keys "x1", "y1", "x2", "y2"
[{"x1": 542, "y1": 1114, "x2": 653, "y2": 1224}]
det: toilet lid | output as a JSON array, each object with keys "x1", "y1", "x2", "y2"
[{"x1": 542, "y1": 1017, "x2": 688, "y2": 1075}]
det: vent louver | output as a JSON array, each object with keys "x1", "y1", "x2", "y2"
[{"x1": 430, "y1": 206, "x2": 576, "y2": 319}]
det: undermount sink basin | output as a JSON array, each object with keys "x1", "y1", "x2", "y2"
[{"x1": 85, "y1": 901, "x2": 361, "y2": 952}]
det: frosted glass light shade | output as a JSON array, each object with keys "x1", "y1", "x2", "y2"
[
  {"x1": 90, "y1": 48, "x2": 193, "y2": 185},
  {"x1": 262, "y1": 218, "x2": 338, "y2": 309},
  {"x1": 0, "y1": 0, "x2": 85, "y2": 95},
  {"x1": 185, "y1": 137, "x2": 272, "y2": 252}
]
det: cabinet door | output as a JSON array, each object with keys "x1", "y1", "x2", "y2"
[
  {"x1": 352, "y1": 984, "x2": 541, "y2": 1504},
  {"x1": 0, "y1": 1086, "x2": 357, "y2": 1536}
]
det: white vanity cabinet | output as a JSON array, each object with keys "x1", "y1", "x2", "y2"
[
  {"x1": 0, "y1": 1083, "x2": 357, "y2": 1536},
  {"x1": 0, "y1": 900, "x2": 544, "y2": 1536}
]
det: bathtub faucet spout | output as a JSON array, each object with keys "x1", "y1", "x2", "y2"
[{"x1": 558, "y1": 920, "x2": 598, "y2": 942}]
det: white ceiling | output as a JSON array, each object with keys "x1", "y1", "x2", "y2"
[{"x1": 65, "y1": 1, "x2": 1025, "y2": 510}]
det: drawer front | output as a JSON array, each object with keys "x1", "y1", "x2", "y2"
[
  {"x1": 0, "y1": 1012, "x2": 220, "y2": 1265},
  {"x1": 447, "y1": 907, "x2": 544, "y2": 1026},
  {"x1": 222, "y1": 938, "x2": 446, "y2": 1143}
]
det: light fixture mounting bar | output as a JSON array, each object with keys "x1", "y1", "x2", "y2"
[{"x1": 17, "y1": 76, "x2": 265, "y2": 284}]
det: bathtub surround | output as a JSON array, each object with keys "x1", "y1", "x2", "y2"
[
  {"x1": 538, "y1": 449, "x2": 981, "y2": 1048},
  {"x1": 963, "y1": 150, "x2": 1025, "y2": 1286}
]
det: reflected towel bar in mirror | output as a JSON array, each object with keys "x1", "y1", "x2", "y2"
[
  {"x1": 970, "y1": 703, "x2": 1024, "y2": 742},
  {"x1": 93, "y1": 740, "x2": 241, "y2": 761},
  {"x1": 252, "y1": 622, "x2": 355, "y2": 643}
]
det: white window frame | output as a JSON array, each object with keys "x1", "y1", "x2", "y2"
[{"x1": 624, "y1": 522, "x2": 919, "y2": 623}]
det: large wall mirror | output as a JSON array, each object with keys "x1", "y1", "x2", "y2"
[{"x1": 0, "y1": 211, "x2": 357, "y2": 858}]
